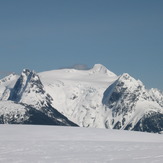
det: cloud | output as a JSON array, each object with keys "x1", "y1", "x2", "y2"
[
  {"x1": 60, "y1": 64, "x2": 90, "y2": 70},
  {"x1": 72, "y1": 64, "x2": 90, "y2": 70}
]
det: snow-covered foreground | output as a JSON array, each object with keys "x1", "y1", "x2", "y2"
[{"x1": 0, "y1": 125, "x2": 163, "y2": 163}]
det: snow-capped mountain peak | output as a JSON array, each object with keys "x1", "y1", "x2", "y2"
[
  {"x1": 117, "y1": 73, "x2": 145, "y2": 90},
  {"x1": 90, "y1": 64, "x2": 117, "y2": 76},
  {"x1": 101, "y1": 71, "x2": 163, "y2": 131},
  {"x1": 102, "y1": 72, "x2": 144, "y2": 110},
  {"x1": 102, "y1": 73, "x2": 144, "y2": 104},
  {"x1": 8, "y1": 69, "x2": 53, "y2": 108}
]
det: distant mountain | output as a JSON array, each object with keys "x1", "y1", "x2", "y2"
[{"x1": 0, "y1": 64, "x2": 162, "y2": 132}]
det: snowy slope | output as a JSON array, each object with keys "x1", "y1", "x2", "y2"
[
  {"x1": 0, "y1": 74, "x2": 18, "y2": 100},
  {"x1": 149, "y1": 88, "x2": 163, "y2": 107},
  {"x1": 0, "y1": 125, "x2": 163, "y2": 163},
  {"x1": 0, "y1": 101, "x2": 28, "y2": 123},
  {"x1": 39, "y1": 64, "x2": 118, "y2": 128}
]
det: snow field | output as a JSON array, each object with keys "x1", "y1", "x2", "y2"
[{"x1": 0, "y1": 125, "x2": 163, "y2": 163}]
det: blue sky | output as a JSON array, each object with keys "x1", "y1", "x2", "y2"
[{"x1": 0, "y1": 0, "x2": 163, "y2": 90}]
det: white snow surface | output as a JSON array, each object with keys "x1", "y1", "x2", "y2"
[{"x1": 0, "y1": 125, "x2": 163, "y2": 163}]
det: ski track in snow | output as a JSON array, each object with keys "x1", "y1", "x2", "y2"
[{"x1": 0, "y1": 125, "x2": 163, "y2": 163}]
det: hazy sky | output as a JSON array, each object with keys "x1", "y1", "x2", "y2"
[{"x1": 0, "y1": 0, "x2": 163, "y2": 90}]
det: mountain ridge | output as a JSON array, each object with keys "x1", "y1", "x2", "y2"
[{"x1": 0, "y1": 64, "x2": 162, "y2": 133}]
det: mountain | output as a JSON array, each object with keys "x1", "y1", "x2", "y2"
[
  {"x1": 102, "y1": 73, "x2": 163, "y2": 132},
  {"x1": 0, "y1": 64, "x2": 162, "y2": 133},
  {"x1": 0, "y1": 69, "x2": 77, "y2": 126}
]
